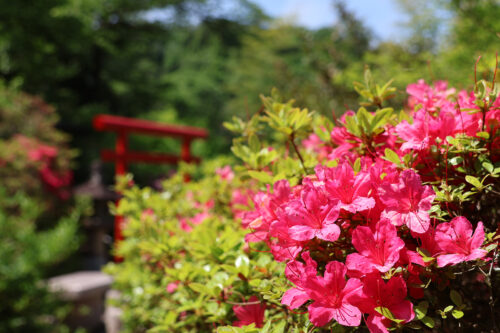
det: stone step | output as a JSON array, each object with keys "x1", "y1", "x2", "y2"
[{"x1": 48, "y1": 271, "x2": 113, "y2": 332}]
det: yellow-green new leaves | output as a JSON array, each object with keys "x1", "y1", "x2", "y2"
[
  {"x1": 474, "y1": 79, "x2": 499, "y2": 110},
  {"x1": 260, "y1": 91, "x2": 313, "y2": 139},
  {"x1": 343, "y1": 106, "x2": 393, "y2": 138},
  {"x1": 312, "y1": 114, "x2": 334, "y2": 142},
  {"x1": 353, "y1": 68, "x2": 396, "y2": 108},
  {"x1": 231, "y1": 138, "x2": 278, "y2": 170},
  {"x1": 384, "y1": 148, "x2": 402, "y2": 167},
  {"x1": 224, "y1": 115, "x2": 263, "y2": 137}
]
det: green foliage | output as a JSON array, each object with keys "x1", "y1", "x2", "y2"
[
  {"x1": 0, "y1": 188, "x2": 86, "y2": 332},
  {"x1": 104, "y1": 159, "x2": 307, "y2": 332}
]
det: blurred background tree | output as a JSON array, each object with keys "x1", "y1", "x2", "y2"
[{"x1": 0, "y1": 0, "x2": 498, "y2": 183}]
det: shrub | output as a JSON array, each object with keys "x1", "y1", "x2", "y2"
[
  {"x1": 0, "y1": 188, "x2": 87, "y2": 332},
  {"x1": 106, "y1": 69, "x2": 499, "y2": 332},
  {"x1": 0, "y1": 80, "x2": 75, "y2": 206},
  {"x1": 0, "y1": 82, "x2": 85, "y2": 332}
]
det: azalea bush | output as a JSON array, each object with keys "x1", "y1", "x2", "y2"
[
  {"x1": 106, "y1": 68, "x2": 500, "y2": 332},
  {"x1": 0, "y1": 80, "x2": 75, "y2": 207},
  {"x1": 0, "y1": 82, "x2": 86, "y2": 332},
  {"x1": 105, "y1": 159, "x2": 293, "y2": 332}
]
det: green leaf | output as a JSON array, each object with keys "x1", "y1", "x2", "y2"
[
  {"x1": 476, "y1": 131, "x2": 490, "y2": 139},
  {"x1": 189, "y1": 282, "x2": 207, "y2": 293},
  {"x1": 482, "y1": 162, "x2": 494, "y2": 173},
  {"x1": 248, "y1": 171, "x2": 273, "y2": 184},
  {"x1": 444, "y1": 305, "x2": 454, "y2": 312},
  {"x1": 465, "y1": 175, "x2": 483, "y2": 190},
  {"x1": 449, "y1": 156, "x2": 464, "y2": 166},
  {"x1": 357, "y1": 107, "x2": 371, "y2": 133},
  {"x1": 353, "y1": 158, "x2": 361, "y2": 173},
  {"x1": 370, "y1": 107, "x2": 393, "y2": 132},
  {"x1": 344, "y1": 115, "x2": 360, "y2": 136},
  {"x1": 217, "y1": 327, "x2": 244, "y2": 333},
  {"x1": 384, "y1": 148, "x2": 401, "y2": 166},
  {"x1": 415, "y1": 301, "x2": 429, "y2": 320},
  {"x1": 249, "y1": 134, "x2": 260, "y2": 152},
  {"x1": 421, "y1": 316, "x2": 435, "y2": 328},
  {"x1": 375, "y1": 307, "x2": 404, "y2": 323},
  {"x1": 260, "y1": 321, "x2": 272, "y2": 333},
  {"x1": 270, "y1": 320, "x2": 286, "y2": 333},
  {"x1": 484, "y1": 243, "x2": 498, "y2": 253},
  {"x1": 452, "y1": 309, "x2": 464, "y2": 319},
  {"x1": 450, "y1": 290, "x2": 463, "y2": 306}
]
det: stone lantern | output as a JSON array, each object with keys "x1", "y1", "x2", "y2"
[{"x1": 73, "y1": 160, "x2": 118, "y2": 269}]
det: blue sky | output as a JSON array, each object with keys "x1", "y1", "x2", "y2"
[{"x1": 249, "y1": 0, "x2": 406, "y2": 40}]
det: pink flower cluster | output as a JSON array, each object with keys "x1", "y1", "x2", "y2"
[
  {"x1": 240, "y1": 160, "x2": 488, "y2": 330},
  {"x1": 15, "y1": 134, "x2": 72, "y2": 199},
  {"x1": 179, "y1": 194, "x2": 214, "y2": 232},
  {"x1": 304, "y1": 80, "x2": 500, "y2": 166},
  {"x1": 237, "y1": 80, "x2": 497, "y2": 330}
]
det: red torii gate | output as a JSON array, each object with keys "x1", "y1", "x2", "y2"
[{"x1": 93, "y1": 114, "x2": 208, "y2": 259}]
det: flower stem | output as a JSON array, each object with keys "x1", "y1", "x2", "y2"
[{"x1": 289, "y1": 133, "x2": 307, "y2": 174}]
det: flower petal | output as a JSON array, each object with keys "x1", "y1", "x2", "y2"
[{"x1": 282, "y1": 288, "x2": 310, "y2": 309}]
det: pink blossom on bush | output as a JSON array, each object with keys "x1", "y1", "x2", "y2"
[
  {"x1": 351, "y1": 274, "x2": 414, "y2": 332},
  {"x1": 242, "y1": 180, "x2": 292, "y2": 243},
  {"x1": 283, "y1": 179, "x2": 341, "y2": 242},
  {"x1": 379, "y1": 169, "x2": 435, "y2": 233},
  {"x1": 281, "y1": 252, "x2": 318, "y2": 309},
  {"x1": 304, "y1": 261, "x2": 363, "y2": 327},
  {"x1": 216, "y1": 165, "x2": 235, "y2": 182},
  {"x1": 166, "y1": 281, "x2": 179, "y2": 293},
  {"x1": 318, "y1": 161, "x2": 375, "y2": 214},
  {"x1": 232, "y1": 296, "x2": 266, "y2": 328},
  {"x1": 346, "y1": 219, "x2": 405, "y2": 275},
  {"x1": 435, "y1": 216, "x2": 487, "y2": 267}
]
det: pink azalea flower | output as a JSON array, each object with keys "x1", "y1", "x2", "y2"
[
  {"x1": 232, "y1": 296, "x2": 266, "y2": 328},
  {"x1": 318, "y1": 161, "x2": 375, "y2": 214},
  {"x1": 346, "y1": 219, "x2": 405, "y2": 275},
  {"x1": 179, "y1": 217, "x2": 193, "y2": 232},
  {"x1": 413, "y1": 224, "x2": 442, "y2": 258},
  {"x1": 281, "y1": 252, "x2": 318, "y2": 309},
  {"x1": 406, "y1": 79, "x2": 454, "y2": 112},
  {"x1": 268, "y1": 241, "x2": 303, "y2": 262},
  {"x1": 351, "y1": 274, "x2": 414, "y2": 332},
  {"x1": 329, "y1": 121, "x2": 360, "y2": 161},
  {"x1": 435, "y1": 216, "x2": 487, "y2": 267},
  {"x1": 406, "y1": 266, "x2": 425, "y2": 299},
  {"x1": 243, "y1": 180, "x2": 292, "y2": 243},
  {"x1": 215, "y1": 165, "x2": 235, "y2": 182},
  {"x1": 398, "y1": 248, "x2": 425, "y2": 267},
  {"x1": 230, "y1": 188, "x2": 253, "y2": 219},
  {"x1": 166, "y1": 281, "x2": 179, "y2": 293},
  {"x1": 283, "y1": 180, "x2": 341, "y2": 242},
  {"x1": 395, "y1": 110, "x2": 432, "y2": 152},
  {"x1": 304, "y1": 261, "x2": 363, "y2": 327},
  {"x1": 15, "y1": 135, "x2": 58, "y2": 162},
  {"x1": 379, "y1": 169, "x2": 435, "y2": 233},
  {"x1": 140, "y1": 208, "x2": 156, "y2": 222},
  {"x1": 267, "y1": 214, "x2": 305, "y2": 261},
  {"x1": 303, "y1": 133, "x2": 332, "y2": 160}
]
